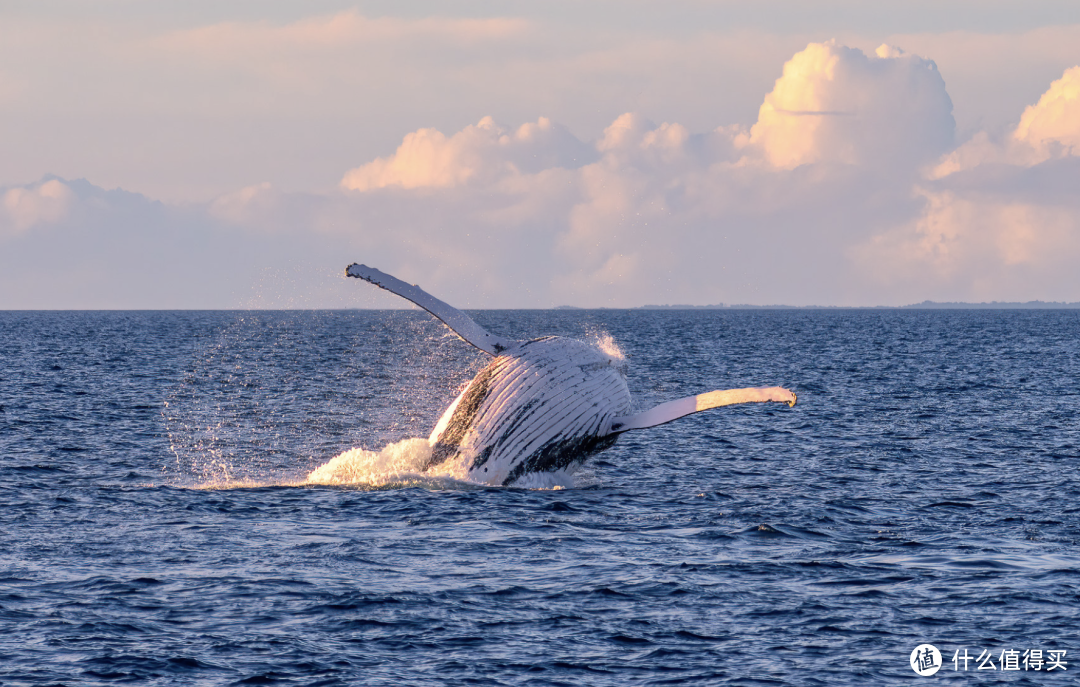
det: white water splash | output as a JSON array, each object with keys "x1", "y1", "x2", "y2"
[
  {"x1": 305, "y1": 437, "x2": 476, "y2": 488},
  {"x1": 305, "y1": 438, "x2": 432, "y2": 486},
  {"x1": 304, "y1": 437, "x2": 586, "y2": 490},
  {"x1": 591, "y1": 332, "x2": 626, "y2": 361}
]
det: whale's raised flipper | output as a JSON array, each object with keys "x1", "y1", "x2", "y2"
[
  {"x1": 607, "y1": 386, "x2": 796, "y2": 434},
  {"x1": 346, "y1": 264, "x2": 523, "y2": 356}
]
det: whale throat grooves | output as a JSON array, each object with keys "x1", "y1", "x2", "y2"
[
  {"x1": 425, "y1": 337, "x2": 632, "y2": 486},
  {"x1": 425, "y1": 360, "x2": 500, "y2": 471}
]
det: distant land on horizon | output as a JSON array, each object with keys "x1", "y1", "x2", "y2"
[{"x1": 553, "y1": 300, "x2": 1080, "y2": 310}]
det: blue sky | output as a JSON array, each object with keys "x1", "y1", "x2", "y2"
[{"x1": 2, "y1": 2, "x2": 1079, "y2": 308}]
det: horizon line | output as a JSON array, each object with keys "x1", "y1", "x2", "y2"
[{"x1": 4, "y1": 300, "x2": 1080, "y2": 312}]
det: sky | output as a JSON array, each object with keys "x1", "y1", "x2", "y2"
[{"x1": 2, "y1": 1, "x2": 1080, "y2": 308}]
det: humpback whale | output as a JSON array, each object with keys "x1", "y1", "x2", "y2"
[{"x1": 347, "y1": 264, "x2": 796, "y2": 487}]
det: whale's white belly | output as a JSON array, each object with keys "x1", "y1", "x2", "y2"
[{"x1": 426, "y1": 336, "x2": 631, "y2": 486}]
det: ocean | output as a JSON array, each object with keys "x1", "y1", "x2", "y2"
[{"x1": 1, "y1": 309, "x2": 1078, "y2": 685}]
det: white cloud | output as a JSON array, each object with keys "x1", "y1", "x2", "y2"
[
  {"x1": 0, "y1": 9, "x2": 806, "y2": 202},
  {"x1": 855, "y1": 65, "x2": 1080, "y2": 301},
  {"x1": 932, "y1": 65, "x2": 1080, "y2": 177},
  {"x1": 1013, "y1": 65, "x2": 1080, "y2": 159},
  {"x1": 852, "y1": 182, "x2": 1080, "y2": 301},
  {"x1": 1, "y1": 178, "x2": 72, "y2": 236},
  {"x1": 4, "y1": 39, "x2": 1080, "y2": 308},
  {"x1": 877, "y1": 25, "x2": 1080, "y2": 136},
  {"x1": 747, "y1": 41, "x2": 955, "y2": 170},
  {"x1": 340, "y1": 116, "x2": 595, "y2": 191},
  {"x1": 3, "y1": 5, "x2": 1079, "y2": 207},
  {"x1": 321, "y1": 42, "x2": 970, "y2": 306}
]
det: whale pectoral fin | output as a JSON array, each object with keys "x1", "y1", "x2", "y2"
[
  {"x1": 346, "y1": 264, "x2": 523, "y2": 356},
  {"x1": 607, "y1": 386, "x2": 796, "y2": 434}
]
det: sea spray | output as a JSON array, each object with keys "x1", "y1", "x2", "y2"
[
  {"x1": 306, "y1": 437, "x2": 440, "y2": 487},
  {"x1": 591, "y1": 331, "x2": 626, "y2": 361},
  {"x1": 305, "y1": 437, "x2": 589, "y2": 489}
]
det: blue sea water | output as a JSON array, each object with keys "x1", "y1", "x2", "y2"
[{"x1": 1, "y1": 309, "x2": 1078, "y2": 685}]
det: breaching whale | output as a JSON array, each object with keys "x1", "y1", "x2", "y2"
[{"x1": 347, "y1": 264, "x2": 796, "y2": 486}]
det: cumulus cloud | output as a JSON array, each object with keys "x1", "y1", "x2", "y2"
[
  {"x1": 852, "y1": 181, "x2": 1080, "y2": 303},
  {"x1": 933, "y1": 65, "x2": 1080, "y2": 177},
  {"x1": 854, "y1": 64, "x2": 1080, "y2": 301},
  {"x1": 1013, "y1": 65, "x2": 1080, "y2": 157},
  {"x1": 1, "y1": 178, "x2": 72, "y2": 236},
  {"x1": 6, "y1": 5, "x2": 1080, "y2": 208},
  {"x1": 747, "y1": 41, "x2": 955, "y2": 170},
  {"x1": 4, "y1": 40, "x2": 1080, "y2": 308},
  {"x1": 0, "y1": 177, "x2": 390, "y2": 309},
  {"x1": 340, "y1": 116, "x2": 596, "y2": 191},
  {"x1": 323, "y1": 42, "x2": 972, "y2": 306}
]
